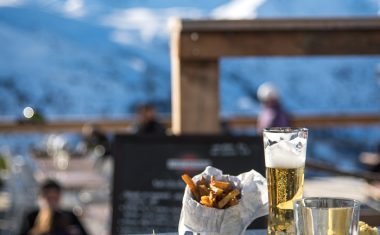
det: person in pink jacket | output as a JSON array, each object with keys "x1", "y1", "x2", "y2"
[{"x1": 257, "y1": 82, "x2": 291, "y2": 134}]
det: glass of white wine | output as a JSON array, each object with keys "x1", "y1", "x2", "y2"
[{"x1": 294, "y1": 197, "x2": 360, "y2": 235}]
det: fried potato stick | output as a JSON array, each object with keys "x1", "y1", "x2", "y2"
[
  {"x1": 217, "y1": 189, "x2": 240, "y2": 209},
  {"x1": 200, "y1": 195, "x2": 213, "y2": 207},
  {"x1": 198, "y1": 185, "x2": 210, "y2": 197},
  {"x1": 181, "y1": 174, "x2": 200, "y2": 201},
  {"x1": 210, "y1": 185, "x2": 224, "y2": 196},
  {"x1": 211, "y1": 180, "x2": 231, "y2": 190},
  {"x1": 227, "y1": 198, "x2": 239, "y2": 207}
]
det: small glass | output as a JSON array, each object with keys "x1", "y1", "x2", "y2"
[
  {"x1": 294, "y1": 197, "x2": 360, "y2": 235},
  {"x1": 263, "y1": 127, "x2": 308, "y2": 235}
]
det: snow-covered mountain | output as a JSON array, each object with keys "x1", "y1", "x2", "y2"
[{"x1": 0, "y1": 0, "x2": 379, "y2": 119}]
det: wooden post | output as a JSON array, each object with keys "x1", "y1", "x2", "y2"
[
  {"x1": 171, "y1": 60, "x2": 220, "y2": 134},
  {"x1": 171, "y1": 20, "x2": 220, "y2": 134}
]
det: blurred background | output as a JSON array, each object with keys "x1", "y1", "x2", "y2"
[{"x1": 0, "y1": 0, "x2": 380, "y2": 234}]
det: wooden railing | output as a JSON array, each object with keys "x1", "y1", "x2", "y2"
[
  {"x1": 228, "y1": 114, "x2": 380, "y2": 129},
  {"x1": 0, "y1": 113, "x2": 378, "y2": 133},
  {"x1": 170, "y1": 18, "x2": 380, "y2": 134}
]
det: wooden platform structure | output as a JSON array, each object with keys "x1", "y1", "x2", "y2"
[
  {"x1": 0, "y1": 18, "x2": 379, "y2": 135},
  {"x1": 170, "y1": 18, "x2": 380, "y2": 134}
]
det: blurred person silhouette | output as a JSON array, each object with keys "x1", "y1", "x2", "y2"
[
  {"x1": 360, "y1": 144, "x2": 380, "y2": 199},
  {"x1": 220, "y1": 120, "x2": 233, "y2": 135},
  {"x1": 19, "y1": 179, "x2": 88, "y2": 235},
  {"x1": 134, "y1": 103, "x2": 166, "y2": 135},
  {"x1": 81, "y1": 124, "x2": 111, "y2": 159},
  {"x1": 30, "y1": 108, "x2": 45, "y2": 123},
  {"x1": 18, "y1": 107, "x2": 45, "y2": 124},
  {"x1": 360, "y1": 143, "x2": 380, "y2": 173},
  {"x1": 256, "y1": 82, "x2": 291, "y2": 133}
]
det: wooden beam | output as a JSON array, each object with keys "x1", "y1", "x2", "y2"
[
  {"x1": 294, "y1": 114, "x2": 380, "y2": 127},
  {"x1": 0, "y1": 120, "x2": 136, "y2": 134},
  {"x1": 178, "y1": 18, "x2": 380, "y2": 32},
  {"x1": 228, "y1": 114, "x2": 380, "y2": 129},
  {"x1": 0, "y1": 114, "x2": 378, "y2": 133},
  {"x1": 176, "y1": 18, "x2": 380, "y2": 59}
]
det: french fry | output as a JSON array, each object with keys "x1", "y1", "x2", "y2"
[
  {"x1": 181, "y1": 174, "x2": 200, "y2": 201},
  {"x1": 208, "y1": 191, "x2": 217, "y2": 207},
  {"x1": 198, "y1": 185, "x2": 210, "y2": 197},
  {"x1": 227, "y1": 198, "x2": 239, "y2": 207},
  {"x1": 217, "y1": 189, "x2": 240, "y2": 209},
  {"x1": 197, "y1": 176, "x2": 207, "y2": 186},
  {"x1": 211, "y1": 180, "x2": 231, "y2": 190},
  {"x1": 182, "y1": 174, "x2": 240, "y2": 209},
  {"x1": 200, "y1": 195, "x2": 213, "y2": 207},
  {"x1": 210, "y1": 185, "x2": 224, "y2": 196}
]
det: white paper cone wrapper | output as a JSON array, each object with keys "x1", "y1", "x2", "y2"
[{"x1": 178, "y1": 166, "x2": 268, "y2": 235}]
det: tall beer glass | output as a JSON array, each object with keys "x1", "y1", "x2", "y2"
[{"x1": 263, "y1": 127, "x2": 308, "y2": 235}]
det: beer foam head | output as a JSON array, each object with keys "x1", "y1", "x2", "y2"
[{"x1": 265, "y1": 140, "x2": 306, "y2": 168}]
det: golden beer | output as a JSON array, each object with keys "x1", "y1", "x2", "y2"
[{"x1": 267, "y1": 166, "x2": 304, "y2": 235}]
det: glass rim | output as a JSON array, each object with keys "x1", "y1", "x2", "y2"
[
  {"x1": 294, "y1": 197, "x2": 361, "y2": 208},
  {"x1": 263, "y1": 127, "x2": 308, "y2": 133}
]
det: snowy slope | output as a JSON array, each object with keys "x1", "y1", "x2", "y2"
[
  {"x1": 0, "y1": 1, "x2": 226, "y2": 118},
  {"x1": 213, "y1": 0, "x2": 379, "y2": 19},
  {"x1": 0, "y1": 5, "x2": 175, "y2": 118}
]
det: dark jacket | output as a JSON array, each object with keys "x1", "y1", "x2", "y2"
[
  {"x1": 136, "y1": 120, "x2": 166, "y2": 135},
  {"x1": 19, "y1": 209, "x2": 88, "y2": 235}
]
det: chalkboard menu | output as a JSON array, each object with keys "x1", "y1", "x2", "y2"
[{"x1": 111, "y1": 135, "x2": 265, "y2": 235}]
